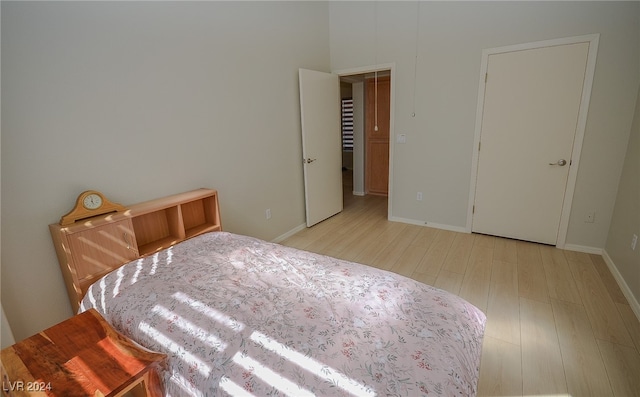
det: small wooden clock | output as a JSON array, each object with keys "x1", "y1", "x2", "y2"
[{"x1": 59, "y1": 190, "x2": 126, "y2": 225}]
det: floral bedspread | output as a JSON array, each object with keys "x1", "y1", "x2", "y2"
[{"x1": 81, "y1": 232, "x2": 486, "y2": 396}]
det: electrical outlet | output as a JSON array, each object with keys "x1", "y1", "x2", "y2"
[
  {"x1": 585, "y1": 211, "x2": 595, "y2": 223},
  {"x1": 265, "y1": 209, "x2": 271, "y2": 220},
  {"x1": 632, "y1": 234, "x2": 638, "y2": 251},
  {"x1": 417, "y1": 192, "x2": 423, "y2": 201}
]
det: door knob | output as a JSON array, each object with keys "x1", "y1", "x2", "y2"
[
  {"x1": 304, "y1": 158, "x2": 317, "y2": 164},
  {"x1": 549, "y1": 159, "x2": 567, "y2": 166}
]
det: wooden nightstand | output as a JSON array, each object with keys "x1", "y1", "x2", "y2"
[{"x1": 1, "y1": 309, "x2": 166, "y2": 397}]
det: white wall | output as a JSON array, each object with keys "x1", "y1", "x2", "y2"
[
  {"x1": 606, "y1": 87, "x2": 640, "y2": 308},
  {"x1": 329, "y1": 1, "x2": 639, "y2": 247},
  {"x1": 1, "y1": 1, "x2": 330, "y2": 340},
  {"x1": 1, "y1": 305, "x2": 15, "y2": 348},
  {"x1": 0, "y1": 3, "x2": 8, "y2": 348}
]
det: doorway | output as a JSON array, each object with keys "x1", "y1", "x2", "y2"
[{"x1": 339, "y1": 67, "x2": 392, "y2": 213}]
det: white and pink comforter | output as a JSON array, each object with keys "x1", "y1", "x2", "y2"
[{"x1": 81, "y1": 232, "x2": 486, "y2": 396}]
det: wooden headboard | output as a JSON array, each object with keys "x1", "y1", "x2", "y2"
[{"x1": 49, "y1": 188, "x2": 221, "y2": 311}]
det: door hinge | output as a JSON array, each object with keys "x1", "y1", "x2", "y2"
[
  {"x1": 473, "y1": 205, "x2": 475, "y2": 214},
  {"x1": 478, "y1": 141, "x2": 481, "y2": 151},
  {"x1": 485, "y1": 73, "x2": 488, "y2": 83}
]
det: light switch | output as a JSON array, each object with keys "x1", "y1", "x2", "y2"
[{"x1": 397, "y1": 134, "x2": 407, "y2": 144}]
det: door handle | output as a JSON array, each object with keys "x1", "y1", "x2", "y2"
[
  {"x1": 304, "y1": 158, "x2": 317, "y2": 164},
  {"x1": 549, "y1": 159, "x2": 567, "y2": 166}
]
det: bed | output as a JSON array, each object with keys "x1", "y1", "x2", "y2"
[{"x1": 80, "y1": 231, "x2": 486, "y2": 396}]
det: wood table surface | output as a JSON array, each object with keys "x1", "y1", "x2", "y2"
[{"x1": 1, "y1": 309, "x2": 166, "y2": 397}]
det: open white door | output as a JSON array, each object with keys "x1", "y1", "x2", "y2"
[{"x1": 299, "y1": 68, "x2": 343, "y2": 227}]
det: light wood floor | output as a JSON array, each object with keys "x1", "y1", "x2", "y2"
[{"x1": 281, "y1": 190, "x2": 640, "y2": 396}]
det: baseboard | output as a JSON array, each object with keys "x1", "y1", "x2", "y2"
[
  {"x1": 562, "y1": 243, "x2": 603, "y2": 255},
  {"x1": 352, "y1": 191, "x2": 366, "y2": 196},
  {"x1": 271, "y1": 223, "x2": 306, "y2": 243},
  {"x1": 388, "y1": 216, "x2": 468, "y2": 234},
  {"x1": 601, "y1": 250, "x2": 640, "y2": 323}
]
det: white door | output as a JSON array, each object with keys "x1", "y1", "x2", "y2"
[
  {"x1": 299, "y1": 69, "x2": 343, "y2": 227},
  {"x1": 472, "y1": 42, "x2": 589, "y2": 245}
]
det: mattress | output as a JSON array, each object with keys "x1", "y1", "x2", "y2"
[{"x1": 80, "y1": 231, "x2": 486, "y2": 396}]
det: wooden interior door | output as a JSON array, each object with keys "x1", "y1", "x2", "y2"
[
  {"x1": 472, "y1": 42, "x2": 589, "y2": 244},
  {"x1": 365, "y1": 76, "x2": 390, "y2": 196}
]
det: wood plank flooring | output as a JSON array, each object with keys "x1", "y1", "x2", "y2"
[{"x1": 280, "y1": 192, "x2": 640, "y2": 396}]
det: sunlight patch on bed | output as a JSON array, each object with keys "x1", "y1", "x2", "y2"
[
  {"x1": 250, "y1": 331, "x2": 375, "y2": 397},
  {"x1": 151, "y1": 305, "x2": 228, "y2": 351},
  {"x1": 150, "y1": 252, "x2": 160, "y2": 275},
  {"x1": 112, "y1": 266, "x2": 126, "y2": 297},
  {"x1": 82, "y1": 285, "x2": 99, "y2": 312},
  {"x1": 130, "y1": 259, "x2": 145, "y2": 285},
  {"x1": 165, "y1": 247, "x2": 173, "y2": 266},
  {"x1": 138, "y1": 321, "x2": 212, "y2": 377},
  {"x1": 99, "y1": 277, "x2": 107, "y2": 313},
  {"x1": 231, "y1": 351, "x2": 314, "y2": 397},
  {"x1": 173, "y1": 292, "x2": 246, "y2": 332},
  {"x1": 219, "y1": 376, "x2": 258, "y2": 397}
]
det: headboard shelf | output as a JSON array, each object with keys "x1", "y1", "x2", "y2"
[
  {"x1": 137, "y1": 236, "x2": 182, "y2": 257},
  {"x1": 50, "y1": 188, "x2": 221, "y2": 311},
  {"x1": 186, "y1": 224, "x2": 221, "y2": 240}
]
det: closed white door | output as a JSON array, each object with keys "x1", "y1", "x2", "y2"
[
  {"x1": 299, "y1": 69, "x2": 343, "y2": 227},
  {"x1": 472, "y1": 42, "x2": 589, "y2": 244}
]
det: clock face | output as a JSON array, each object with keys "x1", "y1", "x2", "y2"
[{"x1": 83, "y1": 193, "x2": 103, "y2": 210}]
